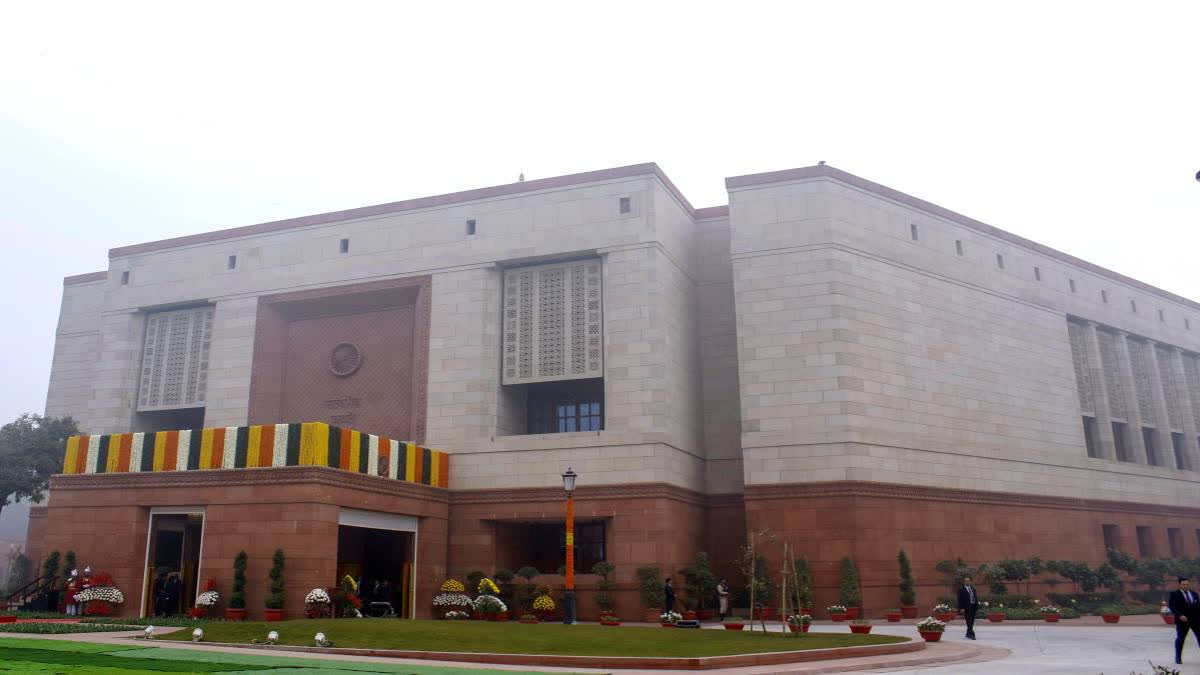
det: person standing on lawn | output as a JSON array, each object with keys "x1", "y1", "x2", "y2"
[
  {"x1": 957, "y1": 575, "x2": 980, "y2": 640},
  {"x1": 717, "y1": 578, "x2": 730, "y2": 621},
  {"x1": 663, "y1": 577, "x2": 676, "y2": 614},
  {"x1": 1170, "y1": 577, "x2": 1200, "y2": 664}
]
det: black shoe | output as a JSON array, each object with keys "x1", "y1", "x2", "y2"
[
  {"x1": 966, "y1": 634, "x2": 976, "y2": 640},
  {"x1": 1176, "y1": 658, "x2": 1182, "y2": 664}
]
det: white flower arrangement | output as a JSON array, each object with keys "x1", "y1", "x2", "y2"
[
  {"x1": 1162, "y1": 603, "x2": 1172, "y2": 615},
  {"x1": 474, "y1": 594, "x2": 507, "y2": 614},
  {"x1": 932, "y1": 603, "x2": 952, "y2": 613},
  {"x1": 1039, "y1": 605, "x2": 1061, "y2": 614},
  {"x1": 75, "y1": 586, "x2": 124, "y2": 604},
  {"x1": 660, "y1": 611, "x2": 682, "y2": 622},
  {"x1": 444, "y1": 610, "x2": 470, "y2": 620},
  {"x1": 433, "y1": 592, "x2": 474, "y2": 607},
  {"x1": 826, "y1": 604, "x2": 847, "y2": 613},
  {"x1": 195, "y1": 590, "x2": 219, "y2": 607},
  {"x1": 916, "y1": 616, "x2": 947, "y2": 632},
  {"x1": 304, "y1": 588, "x2": 331, "y2": 605}
]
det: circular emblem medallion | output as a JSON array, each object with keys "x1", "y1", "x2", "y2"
[{"x1": 330, "y1": 342, "x2": 363, "y2": 377}]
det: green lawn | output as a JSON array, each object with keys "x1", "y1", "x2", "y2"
[{"x1": 182, "y1": 619, "x2": 906, "y2": 656}]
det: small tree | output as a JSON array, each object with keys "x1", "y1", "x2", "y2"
[
  {"x1": 265, "y1": 549, "x2": 285, "y2": 610},
  {"x1": 230, "y1": 551, "x2": 247, "y2": 609},
  {"x1": 465, "y1": 570, "x2": 485, "y2": 598},
  {"x1": 41, "y1": 550, "x2": 60, "y2": 592},
  {"x1": 898, "y1": 550, "x2": 916, "y2": 606},
  {"x1": 494, "y1": 569, "x2": 515, "y2": 612},
  {"x1": 592, "y1": 561, "x2": 616, "y2": 613},
  {"x1": 515, "y1": 566, "x2": 539, "y2": 612},
  {"x1": 0, "y1": 414, "x2": 79, "y2": 520},
  {"x1": 838, "y1": 556, "x2": 862, "y2": 608},
  {"x1": 752, "y1": 556, "x2": 773, "y2": 609},
  {"x1": 63, "y1": 551, "x2": 77, "y2": 576},
  {"x1": 5, "y1": 547, "x2": 30, "y2": 594},
  {"x1": 681, "y1": 552, "x2": 717, "y2": 611},
  {"x1": 793, "y1": 556, "x2": 814, "y2": 609},
  {"x1": 636, "y1": 566, "x2": 663, "y2": 610}
]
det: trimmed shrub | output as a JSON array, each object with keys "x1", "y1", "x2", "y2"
[{"x1": 898, "y1": 550, "x2": 916, "y2": 606}]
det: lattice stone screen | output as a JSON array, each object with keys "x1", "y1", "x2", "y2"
[
  {"x1": 137, "y1": 306, "x2": 214, "y2": 411},
  {"x1": 502, "y1": 259, "x2": 602, "y2": 385},
  {"x1": 1067, "y1": 321, "x2": 1095, "y2": 415}
]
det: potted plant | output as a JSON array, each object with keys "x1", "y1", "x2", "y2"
[
  {"x1": 660, "y1": 610, "x2": 682, "y2": 626},
  {"x1": 839, "y1": 557, "x2": 862, "y2": 619},
  {"x1": 885, "y1": 608, "x2": 902, "y2": 622},
  {"x1": 475, "y1": 594, "x2": 507, "y2": 620},
  {"x1": 827, "y1": 604, "x2": 848, "y2": 622},
  {"x1": 849, "y1": 617, "x2": 873, "y2": 634},
  {"x1": 917, "y1": 616, "x2": 946, "y2": 642},
  {"x1": 194, "y1": 580, "x2": 219, "y2": 619},
  {"x1": 531, "y1": 593, "x2": 555, "y2": 621},
  {"x1": 794, "y1": 556, "x2": 815, "y2": 616},
  {"x1": 787, "y1": 613, "x2": 812, "y2": 633},
  {"x1": 600, "y1": 613, "x2": 621, "y2": 626},
  {"x1": 1162, "y1": 602, "x2": 1176, "y2": 624},
  {"x1": 723, "y1": 616, "x2": 745, "y2": 630},
  {"x1": 264, "y1": 549, "x2": 285, "y2": 621},
  {"x1": 1039, "y1": 605, "x2": 1062, "y2": 622},
  {"x1": 987, "y1": 603, "x2": 1006, "y2": 622},
  {"x1": 592, "y1": 562, "x2": 616, "y2": 619},
  {"x1": 1099, "y1": 605, "x2": 1122, "y2": 623},
  {"x1": 226, "y1": 551, "x2": 247, "y2": 621},
  {"x1": 518, "y1": 613, "x2": 539, "y2": 624},
  {"x1": 637, "y1": 566, "x2": 665, "y2": 624},
  {"x1": 751, "y1": 555, "x2": 774, "y2": 620},
  {"x1": 933, "y1": 602, "x2": 954, "y2": 622},
  {"x1": 304, "y1": 588, "x2": 331, "y2": 618},
  {"x1": 444, "y1": 610, "x2": 470, "y2": 620},
  {"x1": 898, "y1": 550, "x2": 918, "y2": 618},
  {"x1": 681, "y1": 552, "x2": 717, "y2": 621}
]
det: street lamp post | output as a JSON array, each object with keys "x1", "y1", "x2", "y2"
[{"x1": 562, "y1": 467, "x2": 577, "y2": 625}]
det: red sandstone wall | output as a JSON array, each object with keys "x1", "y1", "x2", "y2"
[{"x1": 23, "y1": 506, "x2": 48, "y2": 572}]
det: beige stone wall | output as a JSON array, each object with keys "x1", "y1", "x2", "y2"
[{"x1": 45, "y1": 278, "x2": 105, "y2": 426}]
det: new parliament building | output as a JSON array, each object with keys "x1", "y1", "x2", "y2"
[{"x1": 29, "y1": 163, "x2": 1200, "y2": 619}]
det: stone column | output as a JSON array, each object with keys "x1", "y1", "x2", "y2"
[
  {"x1": 1083, "y1": 322, "x2": 1117, "y2": 460},
  {"x1": 1114, "y1": 331, "x2": 1150, "y2": 464},
  {"x1": 1168, "y1": 348, "x2": 1200, "y2": 470},
  {"x1": 1145, "y1": 342, "x2": 1175, "y2": 467}
]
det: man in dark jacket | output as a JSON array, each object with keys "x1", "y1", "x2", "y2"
[
  {"x1": 1169, "y1": 577, "x2": 1200, "y2": 664},
  {"x1": 956, "y1": 575, "x2": 980, "y2": 640},
  {"x1": 663, "y1": 577, "x2": 676, "y2": 614}
]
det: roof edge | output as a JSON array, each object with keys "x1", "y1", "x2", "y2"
[
  {"x1": 110, "y1": 162, "x2": 686, "y2": 259},
  {"x1": 63, "y1": 271, "x2": 107, "y2": 285},
  {"x1": 726, "y1": 164, "x2": 1200, "y2": 312}
]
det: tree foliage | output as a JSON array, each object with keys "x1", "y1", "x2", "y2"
[
  {"x1": 838, "y1": 556, "x2": 861, "y2": 607},
  {"x1": 265, "y1": 549, "x2": 285, "y2": 609},
  {"x1": 897, "y1": 550, "x2": 916, "y2": 606},
  {"x1": 793, "y1": 556, "x2": 814, "y2": 609},
  {"x1": 591, "y1": 561, "x2": 615, "y2": 612},
  {"x1": 636, "y1": 566, "x2": 663, "y2": 609},
  {"x1": 681, "y1": 552, "x2": 717, "y2": 610},
  {"x1": 230, "y1": 551, "x2": 247, "y2": 609},
  {"x1": 0, "y1": 415, "x2": 79, "y2": 518}
]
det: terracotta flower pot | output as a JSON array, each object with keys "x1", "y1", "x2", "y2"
[
  {"x1": 519, "y1": 618, "x2": 538, "y2": 624},
  {"x1": 849, "y1": 623, "x2": 872, "y2": 634},
  {"x1": 1043, "y1": 614, "x2": 1060, "y2": 623},
  {"x1": 0, "y1": 616, "x2": 16, "y2": 624},
  {"x1": 601, "y1": 620, "x2": 621, "y2": 626},
  {"x1": 935, "y1": 612, "x2": 954, "y2": 622},
  {"x1": 987, "y1": 613, "x2": 1005, "y2": 622},
  {"x1": 846, "y1": 607, "x2": 861, "y2": 620},
  {"x1": 919, "y1": 630, "x2": 943, "y2": 642},
  {"x1": 1101, "y1": 614, "x2": 1120, "y2": 624},
  {"x1": 723, "y1": 622, "x2": 744, "y2": 630},
  {"x1": 225, "y1": 608, "x2": 247, "y2": 621},
  {"x1": 886, "y1": 612, "x2": 902, "y2": 622},
  {"x1": 901, "y1": 606, "x2": 918, "y2": 619},
  {"x1": 698, "y1": 609, "x2": 712, "y2": 620},
  {"x1": 1164, "y1": 614, "x2": 1176, "y2": 625},
  {"x1": 264, "y1": 609, "x2": 284, "y2": 622},
  {"x1": 831, "y1": 613, "x2": 848, "y2": 622},
  {"x1": 661, "y1": 621, "x2": 674, "y2": 627}
]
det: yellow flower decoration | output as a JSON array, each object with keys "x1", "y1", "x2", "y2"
[
  {"x1": 341, "y1": 575, "x2": 358, "y2": 592},
  {"x1": 532, "y1": 595, "x2": 555, "y2": 611},
  {"x1": 478, "y1": 577, "x2": 500, "y2": 595},
  {"x1": 440, "y1": 579, "x2": 465, "y2": 592}
]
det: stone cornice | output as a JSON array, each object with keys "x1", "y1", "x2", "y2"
[
  {"x1": 49, "y1": 465, "x2": 450, "y2": 503},
  {"x1": 745, "y1": 480, "x2": 1200, "y2": 518},
  {"x1": 451, "y1": 481, "x2": 710, "y2": 507}
]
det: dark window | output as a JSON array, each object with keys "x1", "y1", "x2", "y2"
[
  {"x1": 1069, "y1": 279, "x2": 1076, "y2": 293},
  {"x1": 1082, "y1": 417, "x2": 1100, "y2": 458},
  {"x1": 910, "y1": 224, "x2": 919, "y2": 241},
  {"x1": 519, "y1": 520, "x2": 606, "y2": 574},
  {"x1": 121, "y1": 270, "x2": 130, "y2": 285},
  {"x1": 1102, "y1": 524, "x2": 1120, "y2": 552},
  {"x1": 1172, "y1": 433, "x2": 1187, "y2": 470},
  {"x1": 1034, "y1": 266, "x2": 1041, "y2": 281},
  {"x1": 1137, "y1": 526, "x2": 1154, "y2": 557},
  {"x1": 1143, "y1": 427, "x2": 1158, "y2": 466},
  {"x1": 1186, "y1": 318, "x2": 1191, "y2": 330},
  {"x1": 1112, "y1": 421, "x2": 1130, "y2": 462},
  {"x1": 955, "y1": 240, "x2": 963, "y2": 256},
  {"x1": 227, "y1": 255, "x2": 237, "y2": 270},
  {"x1": 527, "y1": 379, "x2": 604, "y2": 434},
  {"x1": 466, "y1": 219, "x2": 476, "y2": 235},
  {"x1": 339, "y1": 238, "x2": 350, "y2": 253},
  {"x1": 1158, "y1": 309, "x2": 1166, "y2": 322},
  {"x1": 1131, "y1": 299, "x2": 1138, "y2": 313},
  {"x1": 996, "y1": 253, "x2": 1005, "y2": 269},
  {"x1": 1169, "y1": 528, "x2": 1184, "y2": 557},
  {"x1": 619, "y1": 197, "x2": 631, "y2": 214},
  {"x1": 1101, "y1": 289, "x2": 1109, "y2": 303}
]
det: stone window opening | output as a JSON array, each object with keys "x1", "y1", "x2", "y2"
[
  {"x1": 1101, "y1": 289, "x2": 1109, "y2": 303},
  {"x1": 1102, "y1": 524, "x2": 1120, "y2": 553},
  {"x1": 1186, "y1": 318, "x2": 1191, "y2": 330},
  {"x1": 121, "y1": 270, "x2": 130, "y2": 285},
  {"x1": 619, "y1": 196, "x2": 631, "y2": 214},
  {"x1": 1169, "y1": 528, "x2": 1184, "y2": 557},
  {"x1": 340, "y1": 238, "x2": 350, "y2": 254},
  {"x1": 1082, "y1": 416, "x2": 1100, "y2": 458},
  {"x1": 1158, "y1": 309, "x2": 1166, "y2": 322},
  {"x1": 955, "y1": 240, "x2": 963, "y2": 256},
  {"x1": 496, "y1": 520, "x2": 607, "y2": 575},
  {"x1": 1112, "y1": 421, "x2": 1131, "y2": 462},
  {"x1": 227, "y1": 255, "x2": 237, "y2": 270},
  {"x1": 910, "y1": 223, "x2": 919, "y2": 241},
  {"x1": 1034, "y1": 266, "x2": 1041, "y2": 281},
  {"x1": 466, "y1": 219, "x2": 476, "y2": 235},
  {"x1": 524, "y1": 378, "x2": 604, "y2": 434},
  {"x1": 1172, "y1": 432, "x2": 1187, "y2": 470},
  {"x1": 1137, "y1": 526, "x2": 1155, "y2": 557},
  {"x1": 1131, "y1": 299, "x2": 1138, "y2": 314},
  {"x1": 1069, "y1": 279, "x2": 1077, "y2": 293},
  {"x1": 996, "y1": 253, "x2": 1005, "y2": 269},
  {"x1": 1143, "y1": 427, "x2": 1159, "y2": 466}
]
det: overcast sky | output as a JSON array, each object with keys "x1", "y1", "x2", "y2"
[{"x1": 1, "y1": 0, "x2": 1198, "y2": 433}]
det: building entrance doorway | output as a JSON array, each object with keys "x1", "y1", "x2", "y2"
[
  {"x1": 141, "y1": 510, "x2": 204, "y2": 618},
  {"x1": 335, "y1": 509, "x2": 416, "y2": 618}
]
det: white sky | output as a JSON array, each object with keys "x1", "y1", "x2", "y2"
[{"x1": 1, "y1": 0, "x2": 1198, "y2": 434}]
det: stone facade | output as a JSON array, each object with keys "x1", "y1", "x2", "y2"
[{"x1": 38, "y1": 162, "x2": 1200, "y2": 617}]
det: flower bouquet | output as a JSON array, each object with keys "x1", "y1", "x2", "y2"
[
  {"x1": 660, "y1": 610, "x2": 682, "y2": 626},
  {"x1": 827, "y1": 604, "x2": 848, "y2": 621},
  {"x1": 340, "y1": 576, "x2": 363, "y2": 618},
  {"x1": 932, "y1": 603, "x2": 954, "y2": 622},
  {"x1": 787, "y1": 613, "x2": 812, "y2": 633},
  {"x1": 305, "y1": 588, "x2": 331, "y2": 619},
  {"x1": 193, "y1": 585, "x2": 219, "y2": 619},
  {"x1": 916, "y1": 616, "x2": 946, "y2": 641},
  {"x1": 477, "y1": 577, "x2": 501, "y2": 596},
  {"x1": 532, "y1": 594, "x2": 555, "y2": 621},
  {"x1": 475, "y1": 594, "x2": 507, "y2": 620},
  {"x1": 434, "y1": 592, "x2": 474, "y2": 619},
  {"x1": 440, "y1": 578, "x2": 466, "y2": 593},
  {"x1": 1039, "y1": 605, "x2": 1062, "y2": 622},
  {"x1": 75, "y1": 582, "x2": 124, "y2": 616}
]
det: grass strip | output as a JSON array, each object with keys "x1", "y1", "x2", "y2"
[
  {"x1": 185, "y1": 619, "x2": 905, "y2": 657},
  {"x1": 0, "y1": 645, "x2": 278, "y2": 672},
  {"x1": 0, "y1": 622, "x2": 152, "y2": 634}
]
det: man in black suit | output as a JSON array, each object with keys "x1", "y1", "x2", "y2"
[
  {"x1": 1169, "y1": 577, "x2": 1200, "y2": 664},
  {"x1": 957, "y1": 575, "x2": 980, "y2": 640}
]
